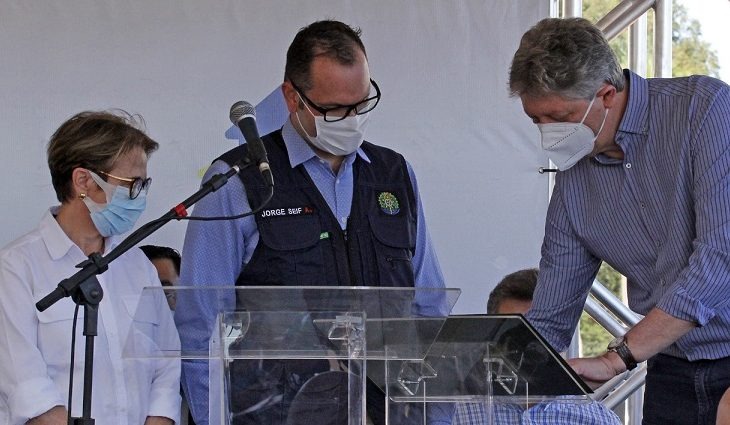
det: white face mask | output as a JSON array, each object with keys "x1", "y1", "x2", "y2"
[
  {"x1": 537, "y1": 95, "x2": 608, "y2": 171},
  {"x1": 295, "y1": 94, "x2": 371, "y2": 156}
]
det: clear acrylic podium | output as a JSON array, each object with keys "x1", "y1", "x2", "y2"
[
  {"x1": 124, "y1": 286, "x2": 592, "y2": 425},
  {"x1": 369, "y1": 315, "x2": 594, "y2": 424}
]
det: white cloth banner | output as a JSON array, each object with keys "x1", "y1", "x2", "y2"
[{"x1": 0, "y1": 0, "x2": 550, "y2": 314}]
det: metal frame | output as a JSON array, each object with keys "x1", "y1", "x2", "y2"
[{"x1": 584, "y1": 281, "x2": 645, "y2": 424}]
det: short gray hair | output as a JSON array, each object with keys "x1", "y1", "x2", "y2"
[{"x1": 509, "y1": 18, "x2": 625, "y2": 99}]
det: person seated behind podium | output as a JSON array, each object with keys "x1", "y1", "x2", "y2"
[
  {"x1": 453, "y1": 269, "x2": 621, "y2": 425},
  {"x1": 0, "y1": 111, "x2": 181, "y2": 424},
  {"x1": 140, "y1": 245, "x2": 181, "y2": 310}
]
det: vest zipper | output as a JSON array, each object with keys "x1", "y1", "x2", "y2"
[{"x1": 343, "y1": 218, "x2": 357, "y2": 285}]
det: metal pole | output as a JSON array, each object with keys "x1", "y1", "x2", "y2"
[
  {"x1": 584, "y1": 296, "x2": 628, "y2": 337},
  {"x1": 630, "y1": 14, "x2": 648, "y2": 76},
  {"x1": 597, "y1": 0, "x2": 656, "y2": 41},
  {"x1": 628, "y1": 385, "x2": 645, "y2": 425},
  {"x1": 602, "y1": 365, "x2": 648, "y2": 410},
  {"x1": 654, "y1": 0, "x2": 673, "y2": 77},
  {"x1": 563, "y1": 0, "x2": 583, "y2": 17},
  {"x1": 589, "y1": 281, "x2": 641, "y2": 327},
  {"x1": 566, "y1": 325, "x2": 582, "y2": 359}
]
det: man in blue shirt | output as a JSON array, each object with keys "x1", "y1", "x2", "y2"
[
  {"x1": 176, "y1": 20, "x2": 448, "y2": 425},
  {"x1": 508, "y1": 18, "x2": 730, "y2": 424}
]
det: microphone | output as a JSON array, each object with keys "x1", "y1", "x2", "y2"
[{"x1": 229, "y1": 101, "x2": 273, "y2": 187}]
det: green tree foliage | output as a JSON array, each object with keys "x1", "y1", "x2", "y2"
[
  {"x1": 579, "y1": 263, "x2": 623, "y2": 356},
  {"x1": 570, "y1": 0, "x2": 720, "y2": 356},
  {"x1": 583, "y1": 0, "x2": 628, "y2": 67},
  {"x1": 672, "y1": 4, "x2": 721, "y2": 77},
  {"x1": 581, "y1": 0, "x2": 721, "y2": 78}
]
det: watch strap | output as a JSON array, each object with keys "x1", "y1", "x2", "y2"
[{"x1": 608, "y1": 337, "x2": 638, "y2": 371}]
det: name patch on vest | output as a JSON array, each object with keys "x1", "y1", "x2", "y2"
[{"x1": 260, "y1": 206, "x2": 315, "y2": 218}]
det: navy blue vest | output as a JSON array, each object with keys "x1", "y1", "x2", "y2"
[{"x1": 218, "y1": 129, "x2": 418, "y2": 289}]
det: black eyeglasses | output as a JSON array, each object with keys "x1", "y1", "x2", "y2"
[
  {"x1": 95, "y1": 170, "x2": 152, "y2": 200},
  {"x1": 291, "y1": 78, "x2": 381, "y2": 122}
]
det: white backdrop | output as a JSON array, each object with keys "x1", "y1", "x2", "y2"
[{"x1": 0, "y1": 0, "x2": 550, "y2": 314}]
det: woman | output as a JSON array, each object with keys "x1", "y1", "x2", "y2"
[{"x1": 0, "y1": 111, "x2": 180, "y2": 424}]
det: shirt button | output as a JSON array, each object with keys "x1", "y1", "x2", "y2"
[
  {"x1": 625, "y1": 163, "x2": 632, "y2": 169},
  {"x1": 640, "y1": 202, "x2": 646, "y2": 208},
  {"x1": 341, "y1": 217, "x2": 347, "y2": 223}
]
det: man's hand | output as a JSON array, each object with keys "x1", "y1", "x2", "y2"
[
  {"x1": 567, "y1": 351, "x2": 625, "y2": 390},
  {"x1": 27, "y1": 406, "x2": 68, "y2": 425},
  {"x1": 144, "y1": 416, "x2": 174, "y2": 425},
  {"x1": 567, "y1": 308, "x2": 696, "y2": 391}
]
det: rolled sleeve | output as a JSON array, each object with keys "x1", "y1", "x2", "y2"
[
  {"x1": 658, "y1": 85, "x2": 730, "y2": 325},
  {"x1": 658, "y1": 242, "x2": 730, "y2": 326},
  {"x1": 8, "y1": 377, "x2": 63, "y2": 423},
  {"x1": 0, "y1": 256, "x2": 64, "y2": 423},
  {"x1": 146, "y1": 384, "x2": 182, "y2": 424}
]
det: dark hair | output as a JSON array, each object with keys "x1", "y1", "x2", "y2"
[
  {"x1": 140, "y1": 245, "x2": 181, "y2": 275},
  {"x1": 487, "y1": 268, "x2": 539, "y2": 314},
  {"x1": 47, "y1": 110, "x2": 159, "y2": 202},
  {"x1": 285, "y1": 19, "x2": 367, "y2": 91}
]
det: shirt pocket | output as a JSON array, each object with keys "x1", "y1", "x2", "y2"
[
  {"x1": 122, "y1": 295, "x2": 162, "y2": 359},
  {"x1": 368, "y1": 214, "x2": 415, "y2": 287},
  {"x1": 36, "y1": 303, "x2": 83, "y2": 368}
]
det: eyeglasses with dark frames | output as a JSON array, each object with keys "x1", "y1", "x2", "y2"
[
  {"x1": 291, "y1": 78, "x2": 381, "y2": 122},
  {"x1": 95, "y1": 170, "x2": 152, "y2": 200}
]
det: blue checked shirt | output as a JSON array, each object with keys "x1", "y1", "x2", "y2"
[
  {"x1": 453, "y1": 400, "x2": 621, "y2": 425},
  {"x1": 526, "y1": 70, "x2": 730, "y2": 359},
  {"x1": 176, "y1": 119, "x2": 447, "y2": 425}
]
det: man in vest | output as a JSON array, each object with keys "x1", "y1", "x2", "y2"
[{"x1": 176, "y1": 20, "x2": 449, "y2": 425}]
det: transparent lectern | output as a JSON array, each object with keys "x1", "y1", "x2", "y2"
[
  {"x1": 124, "y1": 286, "x2": 458, "y2": 424},
  {"x1": 124, "y1": 287, "x2": 592, "y2": 425},
  {"x1": 368, "y1": 315, "x2": 594, "y2": 424}
]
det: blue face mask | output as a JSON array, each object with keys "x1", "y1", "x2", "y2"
[{"x1": 83, "y1": 171, "x2": 147, "y2": 237}]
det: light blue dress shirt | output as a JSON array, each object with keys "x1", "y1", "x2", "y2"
[{"x1": 176, "y1": 118, "x2": 447, "y2": 424}]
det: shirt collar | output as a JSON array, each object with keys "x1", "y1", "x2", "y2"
[
  {"x1": 280, "y1": 118, "x2": 371, "y2": 168},
  {"x1": 39, "y1": 206, "x2": 121, "y2": 260},
  {"x1": 616, "y1": 69, "x2": 649, "y2": 136}
]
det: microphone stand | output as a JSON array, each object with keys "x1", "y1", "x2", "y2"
[{"x1": 36, "y1": 158, "x2": 256, "y2": 424}]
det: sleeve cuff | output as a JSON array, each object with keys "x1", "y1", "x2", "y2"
[
  {"x1": 146, "y1": 387, "x2": 182, "y2": 424},
  {"x1": 8, "y1": 377, "x2": 64, "y2": 423},
  {"x1": 657, "y1": 286, "x2": 716, "y2": 326}
]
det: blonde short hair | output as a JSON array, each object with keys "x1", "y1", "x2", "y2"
[{"x1": 47, "y1": 110, "x2": 158, "y2": 202}]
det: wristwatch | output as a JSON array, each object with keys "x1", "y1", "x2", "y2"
[{"x1": 607, "y1": 335, "x2": 638, "y2": 371}]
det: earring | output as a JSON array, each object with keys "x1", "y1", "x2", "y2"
[{"x1": 79, "y1": 193, "x2": 86, "y2": 200}]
